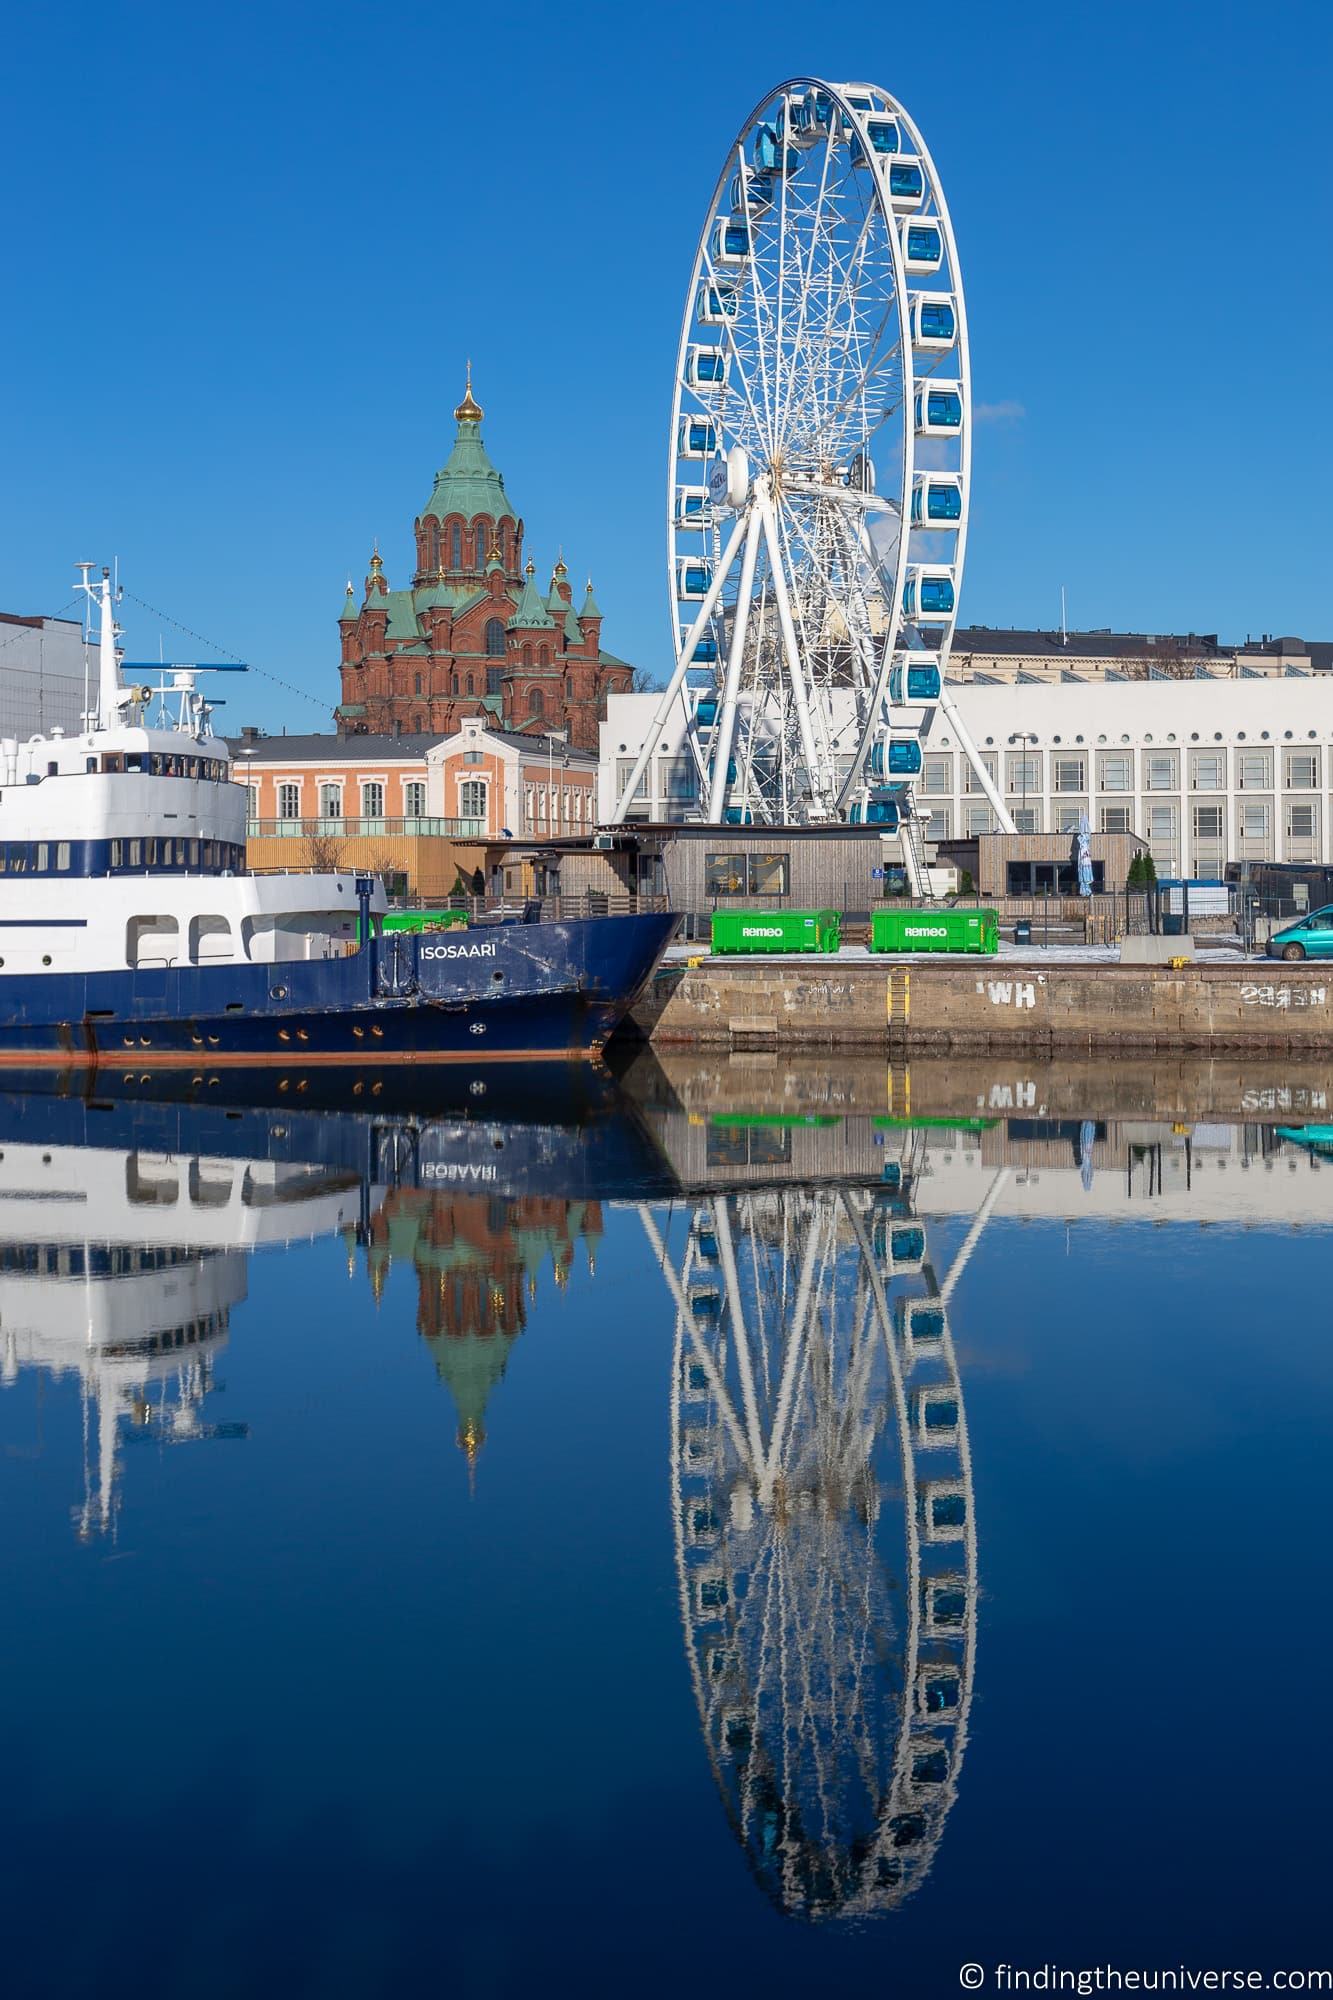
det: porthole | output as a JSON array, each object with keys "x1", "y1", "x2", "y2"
[
  {"x1": 41, "y1": 954, "x2": 52, "y2": 966},
  {"x1": 270, "y1": 984, "x2": 288, "y2": 1000}
]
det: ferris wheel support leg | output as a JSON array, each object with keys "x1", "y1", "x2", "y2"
[
  {"x1": 707, "y1": 505, "x2": 763, "y2": 822},
  {"x1": 936, "y1": 683, "x2": 1017, "y2": 835},
  {"x1": 938, "y1": 1166, "x2": 1009, "y2": 1305},
  {"x1": 611, "y1": 508, "x2": 751, "y2": 824},
  {"x1": 759, "y1": 494, "x2": 826, "y2": 818}
]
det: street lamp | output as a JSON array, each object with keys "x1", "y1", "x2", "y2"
[{"x1": 1008, "y1": 731, "x2": 1039, "y2": 897}]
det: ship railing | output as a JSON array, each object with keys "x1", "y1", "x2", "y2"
[
  {"x1": 391, "y1": 892, "x2": 672, "y2": 922},
  {"x1": 245, "y1": 816, "x2": 487, "y2": 840}
]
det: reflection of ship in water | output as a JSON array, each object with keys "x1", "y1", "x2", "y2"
[
  {"x1": 647, "y1": 1160, "x2": 990, "y2": 1921},
  {"x1": 0, "y1": 1140, "x2": 364, "y2": 1538},
  {"x1": 346, "y1": 1190, "x2": 603, "y2": 1467},
  {"x1": 0, "y1": 1067, "x2": 677, "y2": 1525}
]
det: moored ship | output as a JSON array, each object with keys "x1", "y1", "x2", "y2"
[{"x1": 0, "y1": 568, "x2": 676, "y2": 1065}]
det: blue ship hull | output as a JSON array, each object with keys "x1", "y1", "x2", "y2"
[
  {"x1": 0, "y1": 1062, "x2": 682, "y2": 1204},
  {"x1": 0, "y1": 911, "x2": 678, "y2": 1066}
]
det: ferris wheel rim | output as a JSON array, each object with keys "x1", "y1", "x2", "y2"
[{"x1": 658, "y1": 76, "x2": 978, "y2": 835}]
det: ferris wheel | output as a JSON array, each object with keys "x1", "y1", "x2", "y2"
[
  {"x1": 641, "y1": 1154, "x2": 997, "y2": 1920},
  {"x1": 613, "y1": 78, "x2": 1014, "y2": 872}
]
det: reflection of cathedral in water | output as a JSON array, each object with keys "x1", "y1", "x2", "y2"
[
  {"x1": 346, "y1": 1191, "x2": 603, "y2": 1466},
  {"x1": 647, "y1": 1161, "x2": 993, "y2": 1921},
  {"x1": 0, "y1": 1141, "x2": 363, "y2": 1538}
]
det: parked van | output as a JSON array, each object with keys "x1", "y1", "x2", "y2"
[{"x1": 1266, "y1": 905, "x2": 1333, "y2": 961}]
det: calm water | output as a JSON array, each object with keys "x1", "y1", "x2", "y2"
[{"x1": 2, "y1": 1055, "x2": 1332, "y2": 1998}]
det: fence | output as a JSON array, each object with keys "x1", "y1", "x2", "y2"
[{"x1": 247, "y1": 815, "x2": 486, "y2": 840}]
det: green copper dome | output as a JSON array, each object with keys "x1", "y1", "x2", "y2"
[{"x1": 420, "y1": 376, "x2": 518, "y2": 526}]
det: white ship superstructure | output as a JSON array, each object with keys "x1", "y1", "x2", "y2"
[
  {"x1": 0, "y1": 1138, "x2": 369, "y2": 1536},
  {"x1": 0, "y1": 566, "x2": 384, "y2": 979}
]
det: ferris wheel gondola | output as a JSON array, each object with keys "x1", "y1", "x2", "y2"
[{"x1": 613, "y1": 78, "x2": 1015, "y2": 874}]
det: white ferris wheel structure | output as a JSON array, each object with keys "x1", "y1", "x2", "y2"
[
  {"x1": 612, "y1": 77, "x2": 1016, "y2": 883},
  {"x1": 641, "y1": 1147, "x2": 1006, "y2": 1919}
]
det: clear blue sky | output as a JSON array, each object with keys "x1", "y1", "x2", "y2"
[{"x1": 4, "y1": 0, "x2": 1330, "y2": 729}]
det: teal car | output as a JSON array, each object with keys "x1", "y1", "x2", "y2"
[{"x1": 1267, "y1": 905, "x2": 1333, "y2": 960}]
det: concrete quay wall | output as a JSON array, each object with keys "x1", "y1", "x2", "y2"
[{"x1": 633, "y1": 957, "x2": 1333, "y2": 1052}]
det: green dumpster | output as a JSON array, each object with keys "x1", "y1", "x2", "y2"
[
  {"x1": 382, "y1": 909, "x2": 470, "y2": 934},
  {"x1": 870, "y1": 907, "x2": 998, "y2": 955},
  {"x1": 710, "y1": 908, "x2": 842, "y2": 955}
]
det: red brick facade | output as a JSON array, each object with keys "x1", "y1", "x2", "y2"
[{"x1": 336, "y1": 379, "x2": 634, "y2": 753}]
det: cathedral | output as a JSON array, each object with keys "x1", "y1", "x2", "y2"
[{"x1": 336, "y1": 375, "x2": 635, "y2": 752}]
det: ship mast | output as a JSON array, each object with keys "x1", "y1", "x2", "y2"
[{"x1": 75, "y1": 563, "x2": 123, "y2": 730}]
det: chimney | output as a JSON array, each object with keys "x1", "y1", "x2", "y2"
[{"x1": 241, "y1": 724, "x2": 261, "y2": 742}]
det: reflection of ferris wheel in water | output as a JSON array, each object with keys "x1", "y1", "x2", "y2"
[
  {"x1": 613, "y1": 78, "x2": 1015, "y2": 881},
  {"x1": 643, "y1": 1157, "x2": 1005, "y2": 1920}
]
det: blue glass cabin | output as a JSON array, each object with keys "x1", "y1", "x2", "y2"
[
  {"x1": 679, "y1": 416, "x2": 717, "y2": 457},
  {"x1": 687, "y1": 347, "x2": 727, "y2": 388},
  {"x1": 751, "y1": 124, "x2": 797, "y2": 175},
  {"x1": 779, "y1": 95, "x2": 817, "y2": 144},
  {"x1": 913, "y1": 297, "x2": 956, "y2": 346},
  {"x1": 853, "y1": 793, "x2": 900, "y2": 828},
  {"x1": 904, "y1": 223, "x2": 943, "y2": 271},
  {"x1": 691, "y1": 642, "x2": 719, "y2": 670},
  {"x1": 911, "y1": 479, "x2": 963, "y2": 525},
  {"x1": 903, "y1": 573, "x2": 955, "y2": 620},
  {"x1": 694, "y1": 694, "x2": 718, "y2": 724},
  {"x1": 870, "y1": 739, "x2": 923, "y2": 777},
  {"x1": 679, "y1": 561, "x2": 711, "y2": 599},
  {"x1": 696, "y1": 281, "x2": 737, "y2": 324},
  {"x1": 675, "y1": 487, "x2": 710, "y2": 528},
  {"x1": 729, "y1": 169, "x2": 773, "y2": 212},
  {"x1": 890, "y1": 659, "x2": 943, "y2": 701},
  {"x1": 915, "y1": 386, "x2": 963, "y2": 432},
  {"x1": 888, "y1": 161, "x2": 925, "y2": 207},
  {"x1": 722, "y1": 807, "x2": 754, "y2": 826},
  {"x1": 849, "y1": 118, "x2": 900, "y2": 166},
  {"x1": 713, "y1": 220, "x2": 750, "y2": 263}
]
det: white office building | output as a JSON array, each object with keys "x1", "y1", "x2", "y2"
[
  {"x1": 0, "y1": 613, "x2": 91, "y2": 737},
  {"x1": 601, "y1": 671, "x2": 1333, "y2": 879}
]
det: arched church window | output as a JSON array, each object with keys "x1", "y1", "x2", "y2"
[
  {"x1": 530, "y1": 687, "x2": 544, "y2": 716},
  {"x1": 521, "y1": 645, "x2": 533, "y2": 670},
  {"x1": 451, "y1": 674, "x2": 460, "y2": 695},
  {"x1": 539, "y1": 645, "x2": 550, "y2": 668},
  {"x1": 474, "y1": 522, "x2": 489, "y2": 567},
  {"x1": 566, "y1": 677, "x2": 573, "y2": 698},
  {"x1": 466, "y1": 674, "x2": 475, "y2": 695},
  {"x1": 429, "y1": 523, "x2": 440, "y2": 570},
  {"x1": 495, "y1": 525, "x2": 506, "y2": 569},
  {"x1": 485, "y1": 618, "x2": 506, "y2": 658},
  {"x1": 450, "y1": 523, "x2": 462, "y2": 568},
  {"x1": 487, "y1": 666, "x2": 503, "y2": 696}
]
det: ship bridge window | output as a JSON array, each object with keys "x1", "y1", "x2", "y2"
[
  {"x1": 102, "y1": 752, "x2": 124, "y2": 773},
  {"x1": 127, "y1": 914, "x2": 180, "y2": 968},
  {"x1": 189, "y1": 914, "x2": 233, "y2": 963},
  {"x1": 126, "y1": 1157, "x2": 180, "y2": 1206}
]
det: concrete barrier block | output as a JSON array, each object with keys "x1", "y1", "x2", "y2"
[{"x1": 1119, "y1": 934, "x2": 1196, "y2": 964}]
